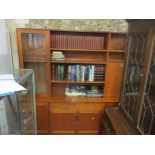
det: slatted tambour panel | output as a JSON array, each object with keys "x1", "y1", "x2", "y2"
[
  {"x1": 120, "y1": 34, "x2": 146, "y2": 118},
  {"x1": 51, "y1": 31, "x2": 105, "y2": 50},
  {"x1": 138, "y1": 35, "x2": 155, "y2": 134}
]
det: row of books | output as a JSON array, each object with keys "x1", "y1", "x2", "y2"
[
  {"x1": 65, "y1": 85, "x2": 103, "y2": 97},
  {"x1": 52, "y1": 64, "x2": 106, "y2": 81},
  {"x1": 51, "y1": 33, "x2": 105, "y2": 50}
]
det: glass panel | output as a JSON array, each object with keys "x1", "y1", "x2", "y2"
[
  {"x1": 120, "y1": 34, "x2": 146, "y2": 118},
  {"x1": 18, "y1": 73, "x2": 36, "y2": 134},
  {"x1": 21, "y1": 33, "x2": 46, "y2": 60},
  {"x1": 24, "y1": 62, "x2": 47, "y2": 93},
  {"x1": 138, "y1": 35, "x2": 155, "y2": 134}
]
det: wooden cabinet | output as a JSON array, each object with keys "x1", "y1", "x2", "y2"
[
  {"x1": 50, "y1": 111, "x2": 101, "y2": 134},
  {"x1": 102, "y1": 20, "x2": 155, "y2": 135},
  {"x1": 17, "y1": 28, "x2": 126, "y2": 134},
  {"x1": 36, "y1": 103, "x2": 49, "y2": 134}
]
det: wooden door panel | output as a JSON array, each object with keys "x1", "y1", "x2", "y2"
[
  {"x1": 50, "y1": 110, "x2": 77, "y2": 134},
  {"x1": 78, "y1": 112, "x2": 101, "y2": 134},
  {"x1": 104, "y1": 62, "x2": 124, "y2": 102},
  {"x1": 36, "y1": 103, "x2": 49, "y2": 134}
]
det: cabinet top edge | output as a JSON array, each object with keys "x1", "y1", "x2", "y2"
[{"x1": 16, "y1": 28, "x2": 127, "y2": 35}]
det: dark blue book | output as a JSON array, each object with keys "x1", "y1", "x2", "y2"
[{"x1": 70, "y1": 65, "x2": 75, "y2": 81}]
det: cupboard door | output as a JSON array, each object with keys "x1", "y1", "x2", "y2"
[
  {"x1": 120, "y1": 34, "x2": 147, "y2": 118},
  {"x1": 78, "y1": 111, "x2": 101, "y2": 134},
  {"x1": 36, "y1": 103, "x2": 49, "y2": 134},
  {"x1": 50, "y1": 110, "x2": 77, "y2": 134},
  {"x1": 104, "y1": 62, "x2": 124, "y2": 102},
  {"x1": 17, "y1": 29, "x2": 50, "y2": 98},
  {"x1": 138, "y1": 35, "x2": 155, "y2": 134}
]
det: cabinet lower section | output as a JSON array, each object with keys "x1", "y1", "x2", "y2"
[
  {"x1": 36, "y1": 101, "x2": 117, "y2": 134},
  {"x1": 49, "y1": 103, "x2": 106, "y2": 134}
]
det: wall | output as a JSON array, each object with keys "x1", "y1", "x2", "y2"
[
  {"x1": 0, "y1": 20, "x2": 13, "y2": 74},
  {"x1": 6, "y1": 19, "x2": 128, "y2": 69}
]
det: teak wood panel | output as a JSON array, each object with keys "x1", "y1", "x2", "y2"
[
  {"x1": 50, "y1": 109, "x2": 77, "y2": 134},
  {"x1": 104, "y1": 62, "x2": 124, "y2": 102},
  {"x1": 110, "y1": 34, "x2": 126, "y2": 50},
  {"x1": 36, "y1": 102, "x2": 49, "y2": 134},
  {"x1": 49, "y1": 103, "x2": 105, "y2": 134},
  {"x1": 77, "y1": 112, "x2": 101, "y2": 134}
]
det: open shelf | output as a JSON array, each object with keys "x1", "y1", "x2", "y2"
[
  {"x1": 51, "y1": 80, "x2": 105, "y2": 84},
  {"x1": 51, "y1": 48, "x2": 108, "y2": 52}
]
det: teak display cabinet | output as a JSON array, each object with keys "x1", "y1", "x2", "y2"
[{"x1": 17, "y1": 29, "x2": 126, "y2": 134}]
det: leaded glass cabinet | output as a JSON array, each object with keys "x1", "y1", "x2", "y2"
[{"x1": 119, "y1": 20, "x2": 155, "y2": 134}]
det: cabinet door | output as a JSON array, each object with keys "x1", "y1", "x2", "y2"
[
  {"x1": 104, "y1": 62, "x2": 124, "y2": 102},
  {"x1": 36, "y1": 103, "x2": 49, "y2": 134},
  {"x1": 78, "y1": 111, "x2": 101, "y2": 134},
  {"x1": 50, "y1": 110, "x2": 77, "y2": 134},
  {"x1": 138, "y1": 34, "x2": 155, "y2": 134},
  {"x1": 17, "y1": 29, "x2": 50, "y2": 98},
  {"x1": 120, "y1": 34, "x2": 147, "y2": 118}
]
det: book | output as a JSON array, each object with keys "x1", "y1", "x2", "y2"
[
  {"x1": 70, "y1": 65, "x2": 75, "y2": 81},
  {"x1": 76, "y1": 65, "x2": 80, "y2": 81},
  {"x1": 94, "y1": 65, "x2": 105, "y2": 81},
  {"x1": 57, "y1": 65, "x2": 61, "y2": 80},
  {"x1": 52, "y1": 51, "x2": 65, "y2": 60},
  {"x1": 65, "y1": 85, "x2": 103, "y2": 97},
  {"x1": 60, "y1": 65, "x2": 65, "y2": 80}
]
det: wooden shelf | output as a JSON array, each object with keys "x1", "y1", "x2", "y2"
[
  {"x1": 50, "y1": 96, "x2": 105, "y2": 103},
  {"x1": 51, "y1": 58, "x2": 106, "y2": 64},
  {"x1": 109, "y1": 50, "x2": 126, "y2": 53},
  {"x1": 51, "y1": 48, "x2": 126, "y2": 53},
  {"x1": 108, "y1": 59, "x2": 124, "y2": 63},
  {"x1": 50, "y1": 48, "x2": 108, "y2": 52},
  {"x1": 51, "y1": 80, "x2": 105, "y2": 84},
  {"x1": 24, "y1": 59, "x2": 47, "y2": 63}
]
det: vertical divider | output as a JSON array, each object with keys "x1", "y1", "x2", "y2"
[{"x1": 103, "y1": 33, "x2": 111, "y2": 97}]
